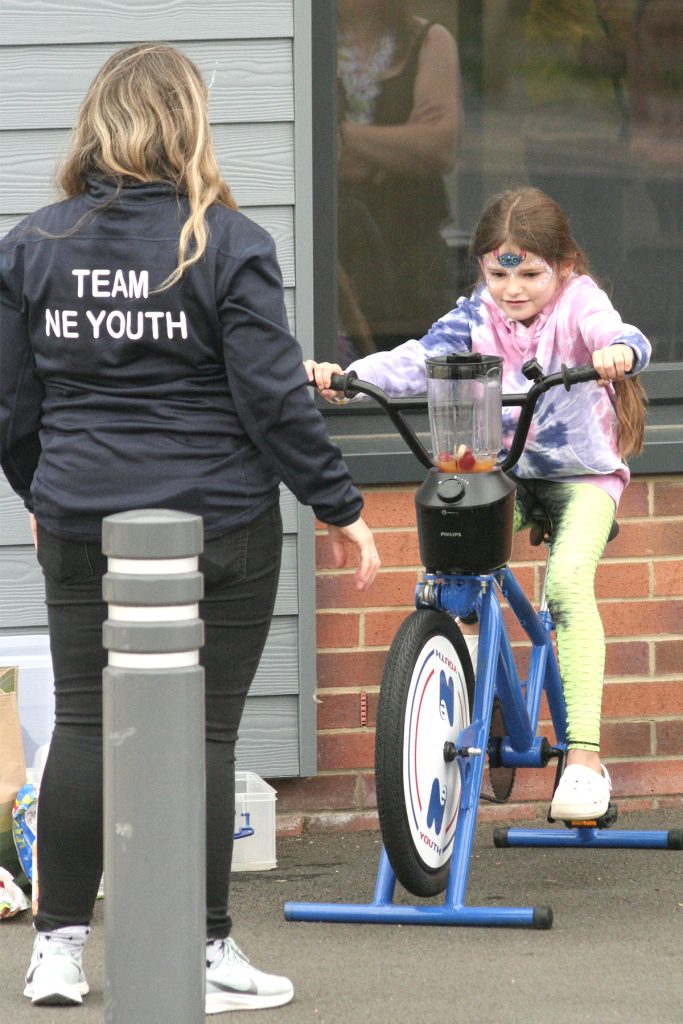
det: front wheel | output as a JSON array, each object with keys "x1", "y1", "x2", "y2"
[{"x1": 375, "y1": 610, "x2": 475, "y2": 897}]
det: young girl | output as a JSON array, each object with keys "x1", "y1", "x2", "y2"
[
  {"x1": 307, "y1": 186, "x2": 650, "y2": 822},
  {"x1": 1, "y1": 44, "x2": 380, "y2": 1011}
]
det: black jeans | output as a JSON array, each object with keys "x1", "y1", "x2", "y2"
[{"x1": 34, "y1": 504, "x2": 282, "y2": 939}]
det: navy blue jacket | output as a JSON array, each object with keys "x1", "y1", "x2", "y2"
[{"x1": 0, "y1": 179, "x2": 362, "y2": 539}]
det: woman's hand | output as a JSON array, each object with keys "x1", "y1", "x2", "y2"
[
  {"x1": 338, "y1": 127, "x2": 384, "y2": 184},
  {"x1": 29, "y1": 513, "x2": 38, "y2": 549},
  {"x1": 326, "y1": 516, "x2": 381, "y2": 592},
  {"x1": 592, "y1": 344, "x2": 635, "y2": 384},
  {"x1": 304, "y1": 359, "x2": 346, "y2": 402}
]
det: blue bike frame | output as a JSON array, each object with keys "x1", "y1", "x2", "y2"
[{"x1": 286, "y1": 564, "x2": 678, "y2": 928}]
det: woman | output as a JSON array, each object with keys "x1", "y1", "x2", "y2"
[
  {"x1": 337, "y1": 0, "x2": 463, "y2": 352},
  {"x1": 0, "y1": 44, "x2": 380, "y2": 1013}
]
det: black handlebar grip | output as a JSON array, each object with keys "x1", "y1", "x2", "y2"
[
  {"x1": 330, "y1": 370, "x2": 359, "y2": 398},
  {"x1": 561, "y1": 363, "x2": 600, "y2": 390}
]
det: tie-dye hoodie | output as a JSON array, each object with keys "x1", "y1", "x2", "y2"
[{"x1": 346, "y1": 274, "x2": 651, "y2": 506}]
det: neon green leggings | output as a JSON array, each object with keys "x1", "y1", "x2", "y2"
[{"x1": 513, "y1": 479, "x2": 616, "y2": 751}]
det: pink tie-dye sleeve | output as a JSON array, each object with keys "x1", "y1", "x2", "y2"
[{"x1": 572, "y1": 278, "x2": 651, "y2": 371}]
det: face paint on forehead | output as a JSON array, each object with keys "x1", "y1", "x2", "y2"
[
  {"x1": 494, "y1": 248, "x2": 525, "y2": 267},
  {"x1": 480, "y1": 248, "x2": 555, "y2": 283}
]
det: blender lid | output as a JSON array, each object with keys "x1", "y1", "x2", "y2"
[{"x1": 425, "y1": 353, "x2": 503, "y2": 378}]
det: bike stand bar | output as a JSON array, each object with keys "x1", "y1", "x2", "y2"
[
  {"x1": 494, "y1": 827, "x2": 683, "y2": 850},
  {"x1": 284, "y1": 900, "x2": 551, "y2": 928},
  {"x1": 284, "y1": 847, "x2": 553, "y2": 928}
]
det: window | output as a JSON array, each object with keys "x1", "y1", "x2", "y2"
[{"x1": 314, "y1": 1, "x2": 683, "y2": 480}]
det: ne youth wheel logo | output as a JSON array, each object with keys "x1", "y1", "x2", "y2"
[{"x1": 403, "y1": 636, "x2": 471, "y2": 869}]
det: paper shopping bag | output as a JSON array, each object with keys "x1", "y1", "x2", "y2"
[{"x1": 0, "y1": 666, "x2": 26, "y2": 876}]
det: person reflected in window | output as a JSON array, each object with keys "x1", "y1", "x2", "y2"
[
  {"x1": 522, "y1": 1, "x2": 682, "y2": 360},
  {"x1": 337, "y1": 263, "x2": 376, "y2": 365},
  {"x1": 337, "y1": 0, "x2": 463, "y2": 354},
  {"x1": 522, "y1": 0, "x2": 633, "y2": 297},
  {"x1": 624, "y1": 0, "x2": 683, "y2": 360}
]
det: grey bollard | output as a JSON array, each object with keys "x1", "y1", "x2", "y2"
[{"x1": 102, "y1": 510, "x2": 205, "y2": 1024}]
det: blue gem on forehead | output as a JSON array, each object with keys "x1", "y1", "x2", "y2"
[{"x1": 496, "y1": 249, "x2": 526, "y2": 268}]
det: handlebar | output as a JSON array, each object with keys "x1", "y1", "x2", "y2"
[
  {"x1": 498, "y1": 363, "x2": 599, "y2": 472},
  {"x1": 330, "y1": 371, "x2": 434, "y2": 470},
  {"x1": 320, "y1": 362, "x2": 600, "y2": 474}
]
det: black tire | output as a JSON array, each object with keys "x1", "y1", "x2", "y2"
[{"x1": 375, "y1": 609, "x2": 475, "y2": 897}]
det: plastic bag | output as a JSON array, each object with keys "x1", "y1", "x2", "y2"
[
  {"x1": 0, "y1": 865, "x2": 29, "y2": 918},
  {"x1": 12, "y1": 783, "x2": 37, "y2": 882}
]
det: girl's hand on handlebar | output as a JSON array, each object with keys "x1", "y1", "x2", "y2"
[
  {"x1": 304, "y1": 359, "x2": 346, "y2": 402},
  {"x1": 327, "y1": 516, "x2": 381, "y2": 592},
  {"x1": 592, "y1": 344, "x2": 634, "y2": 386}
]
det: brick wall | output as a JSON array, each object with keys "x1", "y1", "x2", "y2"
[{"x1": 272, "y1": 475, "x2": 683, "y2": 836}]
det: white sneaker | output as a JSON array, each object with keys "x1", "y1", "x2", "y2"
[
  {"x1": 24, "y1": 932, "x2": 89, "y2": 1006},
  {"x1": 205, "y1": 937, "x2": 294, "y2": 1013},
  {"x1": 550, "y1": 763, "x2": 612, "y2": 821}
]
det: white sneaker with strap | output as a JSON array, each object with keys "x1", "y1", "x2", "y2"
[{"x1": 550, "y1": 763, "x2": 612, "y2": 820}]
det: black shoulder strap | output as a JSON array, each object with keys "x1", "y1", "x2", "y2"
[{"x1": 403, "y1": 21, "x2": 434, "y2": 75}]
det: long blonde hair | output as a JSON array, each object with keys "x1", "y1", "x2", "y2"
[
  {"x1": 471, "y1": 187, "x2": 647, "y2": 458},
  {"x1": 58, "y1": 43, "x2": 237, "y2": 289}
]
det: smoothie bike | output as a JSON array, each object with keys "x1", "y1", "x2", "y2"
[{"x1": 287, "y1": 355, "x2": 681, "y2": 929}]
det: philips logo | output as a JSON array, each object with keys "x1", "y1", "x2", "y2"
[{"x1": 440, "y1": 531, "x2": 462, "y2": 538}]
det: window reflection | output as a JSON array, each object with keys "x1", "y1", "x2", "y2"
[
  {"x1": 336, "y1": 0, "x2": 463, "y2": 360},
  {"x1": 334, "y1": 1, "x2": 682, "y2": 364},
  {"x1": 520, "y1": 0, "x2": 682, "y2": 362}
]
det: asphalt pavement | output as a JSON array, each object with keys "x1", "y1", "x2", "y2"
[{"x1": 1, "y1": 809, "x2": 681, "y2": 1024}]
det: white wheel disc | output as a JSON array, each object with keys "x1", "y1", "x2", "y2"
[{"x1": 402, "y1": 633, "x2": 471, "y2": 870}]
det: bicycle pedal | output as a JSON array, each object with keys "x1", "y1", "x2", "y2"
[{"x1": 560, "y1": 802, "x2": 619, "y2": 830}]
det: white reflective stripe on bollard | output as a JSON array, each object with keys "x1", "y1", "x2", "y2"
[
  {"x1": 107, "y1": 603, "x2": 200, "y2": 621},
  {"x1": 107, "y1": 650, "x2": 200, "y2": 668},
  {"x1": 107, "y1": 555, "x2": 198, "y2": 574}
]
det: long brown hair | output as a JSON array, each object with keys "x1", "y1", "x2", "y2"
[
  {"x1": 58, "y1": 43, "x2": 237, "y2": 289},
  {"x1": 338, "y1": 263, "x2": 376, "y2": 359},
  {"x1": 471, "y1": 187, "x2": 647, "y2": 457}
]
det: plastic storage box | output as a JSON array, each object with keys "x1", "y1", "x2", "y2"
[{"x1": 232, "y1": 772, "x2": 277, "y2": 872}]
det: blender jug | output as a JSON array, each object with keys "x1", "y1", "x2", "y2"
[
  {"x1": 415, "y1": 354, "x2": 516, "y2": 574},
  {"x1": 426, "y1": 353, "x2": 502, "y2": 473}
]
